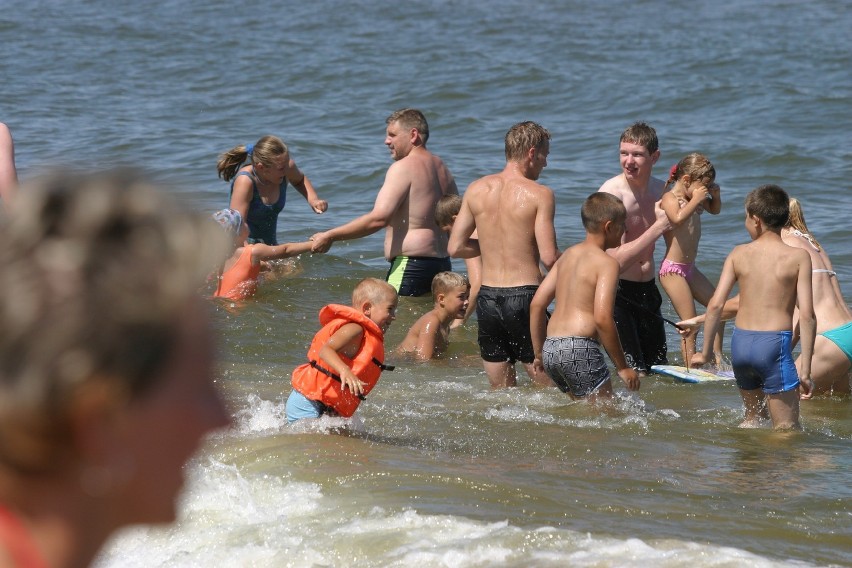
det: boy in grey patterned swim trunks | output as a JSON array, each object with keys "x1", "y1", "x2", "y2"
[{"x1": 530, "y1": 193, "x2": 640, "y2": 401}]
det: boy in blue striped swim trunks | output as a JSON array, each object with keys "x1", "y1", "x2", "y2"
[
  {"x1": 692, "y1": 185, "x2": 815, "y2": 429},
  {"x1": 530, "y1": 193, "x2": 639, "y2": 402}
]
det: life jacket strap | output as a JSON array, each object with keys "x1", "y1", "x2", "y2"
[{"x1": 309, "y1": 360, "x2": 367, "y2": 400}]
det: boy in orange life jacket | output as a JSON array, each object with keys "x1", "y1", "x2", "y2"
[{"x1": 287, "y1": 278, "x2": 399, "y2": 422}]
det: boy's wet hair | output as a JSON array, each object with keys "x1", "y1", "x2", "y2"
[
  {"x1": 581, "y1": 192, "x2": 626, "y2": 232},
  {"x1": 746, "y1": 184, "x2": 790, "y2": 230},
  {"x1": 387, "y1": 108, "x2": 429, "y2": 144},
  {"x1": 505, "y1": 121, "x2": 550, "y2": 161},
  {"x1": 619, "y1": 122, "x2": 658, "y2": 154},
  {"x1": 435, "y1": 194, "x2": 462, "y2": 227},
  {"x1": 431, "y1": 271, "x2": 469, "y2": 302},
  {"x1": 665, "y1": 153, "x2": 715, "y2": 191},
  {"x1": 352, "y1": 277, "x2": 397, "y2": 307}
]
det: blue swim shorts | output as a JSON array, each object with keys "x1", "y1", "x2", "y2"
[
  {"x1": 730, "y1": 327, "x2": 800, "y2": 394},
  {"x1": 285, "y1": 389, "x2": 329, "y2": 423}
]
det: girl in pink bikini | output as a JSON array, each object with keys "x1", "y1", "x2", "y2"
[{"x1": 659, "y1": 153, "x2": 722, "y2": 366}]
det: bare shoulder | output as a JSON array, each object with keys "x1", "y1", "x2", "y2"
[
  {"x1": 598, "y1": 174, "x2": 626, "y2": 196},
  {"x1": 648, "y1": 176, "x2": 666, "y2": 200}
]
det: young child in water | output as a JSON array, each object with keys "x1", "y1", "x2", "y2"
[
  {"x1": 530, "y1": 193, "x2": 639, "y2": 402},
  {"x1": 692, "y1": 185, "x2": 814, "y2": 429},
  {"x1": 212, "y1": 208, "x2": 315, "y2": 300},
  {"x1": 287, "y1": 278, "x2": 398, "y2": 423},
  {"x1": 396, "y1": 271, "x2": 470, "y2": 361},
  {"x1": 658, "y1": 153, "x2": 722, "y2": 366}
]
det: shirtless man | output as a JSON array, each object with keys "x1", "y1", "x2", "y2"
[
  {"x1": 311, "y1": 109, "x2": 458, "y2": 296},
  {"x1": 598, "y1": 122, "x2": 671, "y2": 375},
  {"x1": 448, "y1": 121, "x2": 560, "y2": 388}
]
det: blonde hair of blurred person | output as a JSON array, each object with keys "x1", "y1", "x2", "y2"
[{"x1": 0, "y1": 171, "x2": 232, "y2": 567}]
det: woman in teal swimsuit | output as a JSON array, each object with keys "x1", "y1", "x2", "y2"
[
  {"x1": 218, "y1": 135, "x2": 328, "y2": 245},
  {"x1": 781, "y1": 198, "x2": 851, "y2": 395}
]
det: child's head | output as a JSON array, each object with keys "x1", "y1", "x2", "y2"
[
  {"x1": 665, "y1": 153, "x2": 715, "y2": 193},
  {"x1": 745, "y1": 184, "x2": 790, "y2": 230},
  {"x1": 352, "y1": 278, "x2": 398, "y2": 333},
  {"x1": 581, "y1": 192, "x2": 627, "y2": 246},
  {"x1": 212, "y1": 208, "x2": 245, "y2": 243},
  {"x1": 619, "y1": 122, "x2": 658, "y2": 154},
  {"x1": 435, "y1": 194, "x2": 462, "y2": 232},
  {"x1": 431, "y1": 271, "x2": 470, "y2": 319}
]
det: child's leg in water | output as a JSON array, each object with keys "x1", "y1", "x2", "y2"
[
  {"x1": 690, "y1": 267, "x2": 725, "y2": 366},
  {"x1": 660, "y1": 270, "x2": 698, "y2": 365}
]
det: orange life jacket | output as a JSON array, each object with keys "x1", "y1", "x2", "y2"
[{"x1": 291, "y1": 304, "x2": 394, "y2": 417}]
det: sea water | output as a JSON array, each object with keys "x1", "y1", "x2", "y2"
[{"x1": 3, "y1": 0, "x2": 851, "y2": 566}]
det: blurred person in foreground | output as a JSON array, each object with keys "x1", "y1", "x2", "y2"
[{"x1": 0, "y1": 171, "x2": 232, "y2": 567}]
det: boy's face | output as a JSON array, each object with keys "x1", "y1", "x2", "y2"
[
  {"x1": 619, "y1": 141, "x2": 659, "y2": 182},
  {"x1": 366, "y1": 291, "x2": 398, "y2": 333},
  {"x1": 440, "y1": 286, "x2": 470, "y2": 318}
]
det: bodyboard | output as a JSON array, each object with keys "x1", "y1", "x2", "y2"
[{"x1": 651, "y1": 364, "x2": 735, "y2": 384}]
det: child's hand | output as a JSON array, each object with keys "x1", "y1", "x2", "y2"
[
  {"x1": 532, "y1": 357, "x2": 545, "y2": 376},
  {"x1": 310, "y1": 198, "x2": 328, "y2": 214},
  {"x1": 310, "y1": 232, "x2": 333, "y2": 253},
  {"x1": 675, "y1": 318, "x2": 700, "y2": 338},
  {"x1": 339, "y1": 370, "x2": 367, "y2": 396},
  {"x1": 618, "y1": 367, "x2": 640, "y2": 391},
  {"x1": 692, "y1": 184, "x2": 710, "y2": 202}
]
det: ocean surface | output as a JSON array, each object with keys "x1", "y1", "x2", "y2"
[{"x1": 3, "y1": 0, "x2": 851, "y2": 566}]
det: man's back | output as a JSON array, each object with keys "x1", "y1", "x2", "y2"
[{"x1": 464, "y1": 169, "x2": 557, "y2": 287}]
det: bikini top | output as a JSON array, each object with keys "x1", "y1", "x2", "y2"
[
  {"x1": 813, "y1": 268, "x2": 837, "y2": 277},
  {"x1": 788, "y1": 228, "x2": 820, "y2": 252}
]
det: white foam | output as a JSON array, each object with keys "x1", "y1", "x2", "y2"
[{"x1": 96, "y1": 460, "x2": 821, "y2": 568}]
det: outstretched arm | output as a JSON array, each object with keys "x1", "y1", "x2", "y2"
[
  {"x1": 310, "y1": 163, "x2": 408, "y2": 252},
  {"x1": 251, "y1": 240, "x2": 315, "y2": 263},
  {"x1": 692, "y1": 256, "x2": 737, "y2": 366},
  {"x1": 606, "y1": 199, "x2": 670, "y2": 272}
]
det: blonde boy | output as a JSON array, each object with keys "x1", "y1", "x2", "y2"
[
  {"x1": 396, "y1": 271, "x2": 470, "y2": 360},
  {"x1": 530, "y1": 193, "x2": 639, "y2": 401},
  {"x1": 287, "y1": 278, "x2": 398, "y2": 422},
  {"x1": 692, "y1": 185, "x2": 815, "y2": 429}
]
